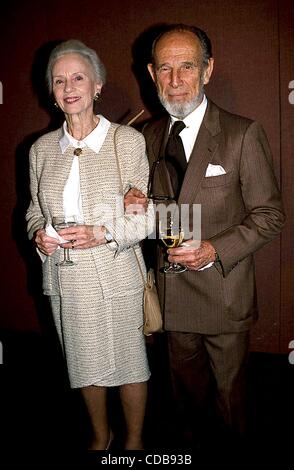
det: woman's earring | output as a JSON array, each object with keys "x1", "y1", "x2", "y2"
[
  {"x1": 54, "y1": 102, "x2": 59, "y2": 108},
  {"x1": 93, "y1": 92, "x2": 100, "y2": 102}
]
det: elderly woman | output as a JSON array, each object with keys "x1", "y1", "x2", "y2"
[{"x1": 26, "y1": 39, "x2": 153, "y2": 450}]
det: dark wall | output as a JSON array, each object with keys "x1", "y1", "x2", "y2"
[{"x1": 0, "y1": 0, "x2": 293, "y2": 352}]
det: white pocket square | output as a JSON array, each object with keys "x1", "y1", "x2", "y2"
[{"x1": 205, "y1": 163, "x2": 226, "y2": 177}]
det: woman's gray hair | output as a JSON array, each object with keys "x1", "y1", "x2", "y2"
[{"x1": 46, "y1": 39, "x2": 106, "y2": 93}]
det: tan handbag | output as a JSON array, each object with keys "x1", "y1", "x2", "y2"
[
  {"x1": 113, "y1": 125, "x2": 163, "y2": 336},
  {"x1": 142, "y1": 268, "x2": 163, "y2": 336}
]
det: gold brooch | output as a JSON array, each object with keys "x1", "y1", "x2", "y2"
[{"x1": 74, "y1": 148, "x2": 83, "y2": 156}]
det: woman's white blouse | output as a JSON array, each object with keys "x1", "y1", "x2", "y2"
[{"x1": 59, "y1": 114, "x2": 111, "y2": 223}]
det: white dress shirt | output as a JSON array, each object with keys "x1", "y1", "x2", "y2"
[
  {"x1": 59, "y1": 114, "x2": 111, "y2": 222},
  {"x1": 169, "y1": 95, "x2": 207, "y2": 162}
]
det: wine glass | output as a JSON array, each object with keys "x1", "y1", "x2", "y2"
[
  {"x1": 159, "y1": 216, "x2": 187, "y2": 274},
  {"x1": 52, "y1": 216, "x2": 77, "y2": 266}
]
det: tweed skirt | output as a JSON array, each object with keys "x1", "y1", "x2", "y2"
[{"x1": 49, "y1": 250, "x2": 150, "y2": 388}]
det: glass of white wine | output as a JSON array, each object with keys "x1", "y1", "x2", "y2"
[
  {"x1": 52, "y1": 216, "x2": 77, "y2": 266},
  {"x1": 159, "y1": 217, "x2": 187, "y2": 274}
]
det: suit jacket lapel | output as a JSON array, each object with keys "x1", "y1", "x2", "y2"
[{"x1": 178, "y1": 100, "x2": 221, "y2": 204}]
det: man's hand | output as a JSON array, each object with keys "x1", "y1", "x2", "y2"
[
  {"x1": 124, "y1": 187, "x2": 148, "y2": 215},
  {"x1": 167, "y1": 240, "x2": 216, "y2": 271}
]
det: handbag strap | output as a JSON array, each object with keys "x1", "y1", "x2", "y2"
[{"x1": 113, "y1": 125, "x2": 146, "y2": 284}]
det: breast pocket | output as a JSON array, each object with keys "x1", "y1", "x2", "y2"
[
  {"x1": 201, "y1": 170, "x2": 234, "y2": 188},
  {"x1": 199, "y1": 169, "x2": 240, "y2": 229}
]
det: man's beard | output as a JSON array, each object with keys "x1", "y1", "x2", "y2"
[{"x1": 158, "y1": 89, "x2": 204, "y2": 119}]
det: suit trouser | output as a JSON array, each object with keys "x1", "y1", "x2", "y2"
[{"x1": 167, "y1": 330, "x2": 250, "y2": 442}]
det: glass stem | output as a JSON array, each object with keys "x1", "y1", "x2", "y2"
[{"x1": 64, "y1": 248, "x2": 70, "y2": 262}]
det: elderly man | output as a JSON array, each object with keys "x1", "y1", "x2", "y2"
[{"x1": 126, "y1": 24, "x2": 285, "y2": 448}]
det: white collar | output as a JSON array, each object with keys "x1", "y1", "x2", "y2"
[{"x1": 59, "y1": 114, "x2": 111, "y2": 154}]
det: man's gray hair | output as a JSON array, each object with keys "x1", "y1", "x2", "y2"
[{"x1": 46, "y1": 39, "x2": 106, "y2": 93}]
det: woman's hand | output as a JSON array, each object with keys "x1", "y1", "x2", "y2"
[
  {"x1": 58, "y1": 224, "x2": 107, "y2": 250},
  {"x1": 34, "y1": 229, "x2": 59, "y2": 256}
]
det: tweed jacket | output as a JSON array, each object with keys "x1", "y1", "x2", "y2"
[
  {"x1": 26, "y1": 123, "x2": 153, "y2": 298},
  {"x1": 143, "y1": 100, "x2": 285, "y2": 334}
]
